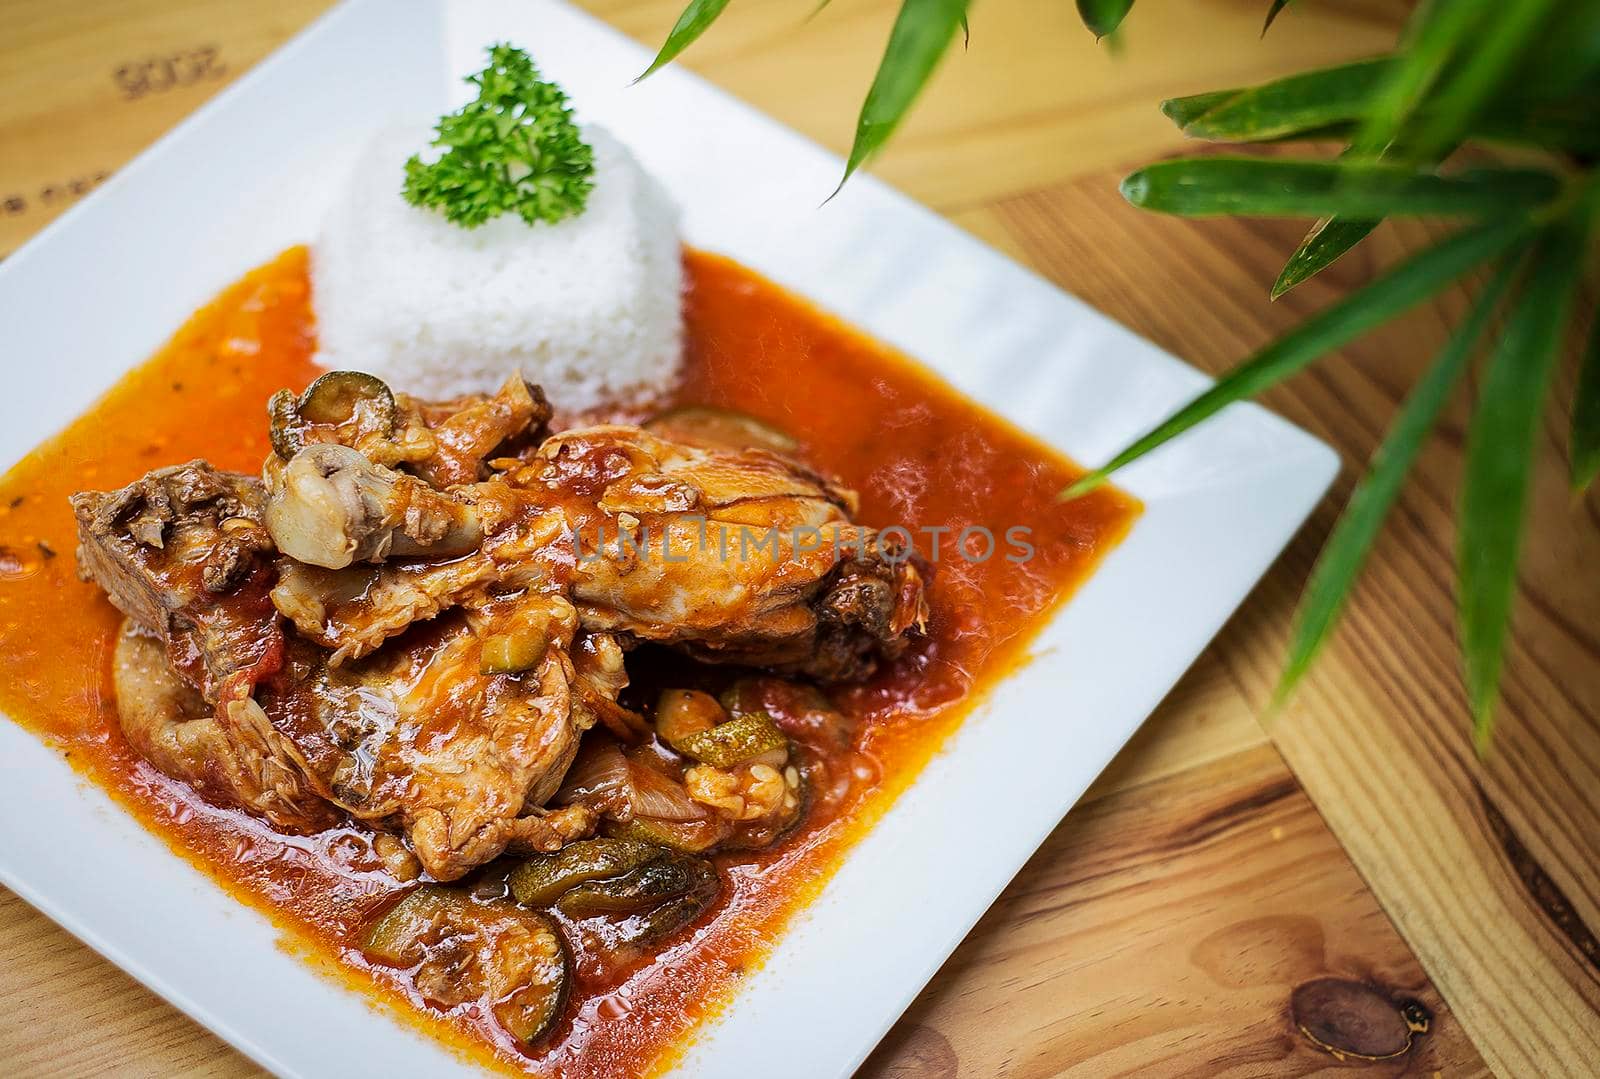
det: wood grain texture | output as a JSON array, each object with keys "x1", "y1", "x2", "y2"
[
  {"x1": 0, "y1": 0, "x2": 1405, "y2": 254},
  {"x1": 0, "y1": 0, "x2": 334, "y2": 255},
  {"x1": 0, "y1": 890, "x2": 269, "y2": 1078},
  {"x1": 974, "y1": 169, "x2": 1600, "y2": 1076},
  {"x1": 860, "y1": 744, "x2": 1486, "y2": 1079},
  {"x1": 581, "y1": 0, "x2": 1403, "y2": 211},
  {"x1": 4, "y1": 0, "x2": 1591, "y2": 1076}
]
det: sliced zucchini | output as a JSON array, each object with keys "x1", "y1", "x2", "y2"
[
  {"x1": 507, "y1": 838, "x2": 659, "y2": 908},
  {"x1": 298, "y1": 370, "x2": 397, "y2": 427},
  {"x1": 268, "y1": 372, "x2": 398, "y2": 462},
  {"x1": 510, "y1": 843, "x2": 720, "y2": 945},
  {"x1": 362, "y1": 885, "x2": 569, "y2": 1046},
  {"x1": 675, "y1": 712, "x2": 788, "y2": 768},
  {"x1": 556, "y1": 857, "x2": 703, "y2": 917},
  {"x1": 363, "y1": 887, "x2": 451, "y2": 965},
  {"x1": 604, "y1": 815, "x2": 732, "y2": 854},
  {"x1": 615, "y1": 860, "x2": 719, "y2": 943},
  {"x1": 480, "y1": 625, "x2": 551, "y2": 675}
]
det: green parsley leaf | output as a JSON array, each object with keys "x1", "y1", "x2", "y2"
[{"x1": 403, "y1": 44, "x2": 595, "y2": 229}]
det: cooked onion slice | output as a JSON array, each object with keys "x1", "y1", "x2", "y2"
[{"x1": 558, "y1": 740, "x2": 707, "y2": 822}]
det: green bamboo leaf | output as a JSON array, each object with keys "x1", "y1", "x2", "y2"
[
  {"x1": 1354, "y1": 0, "x2": 1491, "y2": 156},
  {"x1": 1162, "y1": 89, "x2": 1239, "y2": 130},
  {"x1": 1401, "y1": 0, "x2": 1561, "y2": 162},
  {"x1": 1270, "y1": 141, "x2": 1385, "y2": 298},
  {"x1": 1276, "y1": 255, "x2": 1520, "y2": 703},
  {"x1": 1270, "y1": 136, "x2": 1462, "y2": 298},
  {"x1": 1179, "y1": 58, "x2": 1393, "y2": 142},
  {"x1": 835, "y1": 0, "x2": 967, "y2": 193},
  {"x1": 1077, "y1": 0, "x2": 1134, "y2": 39},
  {"x1": 1570, "y1": 311, "x2": 1600, "y2": 492},
  {"x1": 1262, "y1": 0, "x2": 1294, "y2": 36},
  {"x1": 1473, "y1": 95, "x2": 1600, "y2": 156},
  {"x1": 1272, "y1": 217, "x2": 1381, "y2": 299},
  {"x1": 637, "y1": 0, "x2": 733, "y2": 81},
  {"x1": 1165, "y1": 65, "x2": 1597, "y2": 154},
  {"x1": 1206, "y1": 122, "x2": 1361, "y2": 145},
  {"x1": 1460, "y1": 220, "x2": 1589, "y2": 747},
  {"x1": 1062, "y1": 218, "x2": 1527, "y2": 499},
  {"x1": 1194, "y1": 99, "x2": 1600, "y2": 153},
  {"x1": 1510, "y1": 0, "x2": 1600, "y2": 97},
  {"x1": 1120, "y1": 158, "x2": 1559, "y2": 219}
]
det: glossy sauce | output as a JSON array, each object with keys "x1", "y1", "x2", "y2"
[{"x1": 0, "y1": 246, "x2": 1138, "y2": 1076}]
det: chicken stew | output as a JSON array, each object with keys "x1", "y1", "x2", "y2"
[{"x1": 0, "y1": 247, "x2": 1138, "y2": 1076}]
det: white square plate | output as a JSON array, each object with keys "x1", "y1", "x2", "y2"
[{"x1": 0, "y1": 1, "x2": 1337, "y2": 1075}]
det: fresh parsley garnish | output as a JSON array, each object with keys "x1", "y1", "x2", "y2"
[{"x1": 403, "y1": 45, "x2": 595, "y2": 228}]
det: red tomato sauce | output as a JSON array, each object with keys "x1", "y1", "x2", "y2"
[{"x1": 0, "y1": 246, "x2": 1138, "y2": 1076}]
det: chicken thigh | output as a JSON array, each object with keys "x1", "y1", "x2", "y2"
[
  {"x1": 529, "y1": 425, "x2": 928, "y2": 681},
  {"x1": 262, "y1": 410, "x2": 927, "y2": 683},
  {"x1": 262, "y1": 608, "x2": 600, "y2": 880}
]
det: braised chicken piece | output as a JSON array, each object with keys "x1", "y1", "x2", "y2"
[
  {"x1": 260, "y1": 609, "x2": 605, "y2": 880},
  {"x1": 262, "y1": 371, "x2": 546, "y2": 569},
  {"x1": 76, "y1": 464, "x2": 335, "y2": 831},
  {"x1": 73, "y1": 462, "x2": 279, "y2": 699},
  {"x1": 271, "y1": 550, "x2": 499, "y2": 664},
  {"x1": 265, "y1": 443, "x2": 485, "y2": 570},
  {"x1": 73, "y1": 390, "x2": 620, "y2": 877},
  {"x1": 73, "y1": 371, "x2": 927, "y2": 889},
  {"x1": 77, "y1": 464, "x2": 609, "y2": 876},
  {"x1": 261, "y1": 414, "x2": 927, "y2": 683},
  {"x1": 531, "y1": 426, "x2": 928, "y2": 682},
  {"x1": 406, "y1": 377, "x2": 552, "y2": 488},
  {"x1": 268, "y1": 370, "x2": 550, "y2": 486},
  {"x1": 112, "y1": 621, "x2": 338, "y2": 832}
]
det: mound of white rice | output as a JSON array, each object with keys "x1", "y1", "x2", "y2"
[{"x1": 312, "y1": 124, "x2": 682, "y2": 410}]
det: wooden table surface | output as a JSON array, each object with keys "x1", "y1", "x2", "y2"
[{"x1": 1, "y1": 1, "x2": 1596, "y2": 1076}]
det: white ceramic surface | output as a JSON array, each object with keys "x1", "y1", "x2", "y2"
[{"x1": 0, "y1": 1, "x2": 1339, "y2": 1076}]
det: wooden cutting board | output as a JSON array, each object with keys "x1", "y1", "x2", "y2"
[{"x1": 1, "y1": 1, "x2": 1596, "y2": 1076}]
